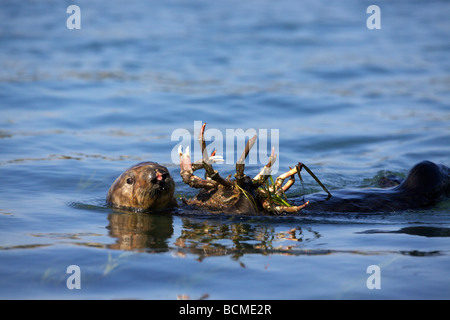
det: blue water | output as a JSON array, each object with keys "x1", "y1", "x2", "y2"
[{"x1": 1, "y1": 0, "x2": 449, "y2": 299}]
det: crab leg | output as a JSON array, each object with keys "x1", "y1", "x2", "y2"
[
  {"x1": 255, "y1": 187, "x2": 309, "y2": 214},
  {"x1": 278, "y1": 174, "x2": 295, "y2": 195},
  {"x1": 191, "y1": 153, "x2": 224, "y2": 171},
  {"x1": 197, "y1": 122, "x2": 233, "y2": 189},
  {"x1": 273, "y1": 166, "x2": 298, "y2": 195},
  {"x1": 253, "y1": 147, "x2": 277, "y2": 187},
  {"x1": 272, "y1": 162, "x2": 331, "y2": 197},
  {"x1": 198, "y1": 122, "x2": 213, "y2": 175},
  {"x1": 235, "y1": 134, "x2": 257, "y2": 181},
  {"x1": 297, "y1": 162, "x2": 332, "y2": 198},
  {"x1": 179, "y1": 145, "x2": 218, "y2": 189},
  {"x1": 261, "y1": 199, "x2": 310, "y2": 214},
  {"x1": 198, "y1": 123, "x2": 209, "y2": 165}
]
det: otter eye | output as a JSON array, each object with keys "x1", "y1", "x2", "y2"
[{"x1": 126, "y1": 177, "x2": 134, "y2": 185}]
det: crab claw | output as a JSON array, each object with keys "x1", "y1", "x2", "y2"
[
  {"x1": 209, "y1": 155, "x2": 224, "y2": 163},
  {"x1": 207, "y1": 148, "x2": 224, "y2": 163},
  {"x1": 178, "y1": 145, "x2": 190, "y2": 157},
  {"x1": 179, "y1": 145, "x2": 192, "y2": 171}
]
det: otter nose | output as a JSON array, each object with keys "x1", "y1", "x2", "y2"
[
  {"x1": 149, "y1": 170, "x2": 165, "y2": 183},
  {"x1": 155, "y1": 170, "x2": 164, "y2": 181}
]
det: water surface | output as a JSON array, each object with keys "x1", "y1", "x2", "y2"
[{"x1": 0, "y1": 0, "x2": 449, "y2": 299}]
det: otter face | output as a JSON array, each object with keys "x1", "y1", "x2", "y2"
[{"x1": 107, "y1": 162, "x2": 176, "y2": 212}]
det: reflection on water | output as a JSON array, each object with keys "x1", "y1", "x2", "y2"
[
  {"x1": 174, "y1": 218, "x2": 322, "y2": 261},
  {"x1": 107, "y1": 212, "x2": 173, "y2": 251},
  {"x1": 104, "y1": 211, "x2": 448, "y2": 261},
  {"x1": 359, "y1": 226, "x2": 450, "y2": 238},
  {"x1": 106, "y1": 211, "x2": 325, "y2": 260}
]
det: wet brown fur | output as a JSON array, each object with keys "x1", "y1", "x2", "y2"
[{"x1": 107, "y1": 162, "x2": 177, "y2": 212}]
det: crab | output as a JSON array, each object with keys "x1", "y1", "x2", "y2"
[{"x1": 178, "y1": 122, "x2": 331, "y2": 215}]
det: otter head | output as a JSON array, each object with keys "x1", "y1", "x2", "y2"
[
  {"x1": 107, "y1": 162, "x2": 176, "y2": 212},
  {"x1": 398, "y1": 160, "x2": 450, "y2": 200}
]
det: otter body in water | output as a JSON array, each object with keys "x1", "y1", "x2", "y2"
[
  {"x1": 107, "y1": 161, "x2": 177, "y2": 212},
  {"x1": 300, "y1": 161, "x2": 450, "y2": 213},
  {"x1": 107, "y1": 160, "x2": 449, "y2": 214}
]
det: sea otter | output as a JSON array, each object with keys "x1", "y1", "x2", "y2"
[
  {"x1": 107, "y1": 161, "x2": 177, "y2": 212},
  {"x1": 106, "y1": 160, "x2": 449, "y2": 214},
  {"x1": 300, "y1": 160, "x2": 450, "y2": 213}
]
